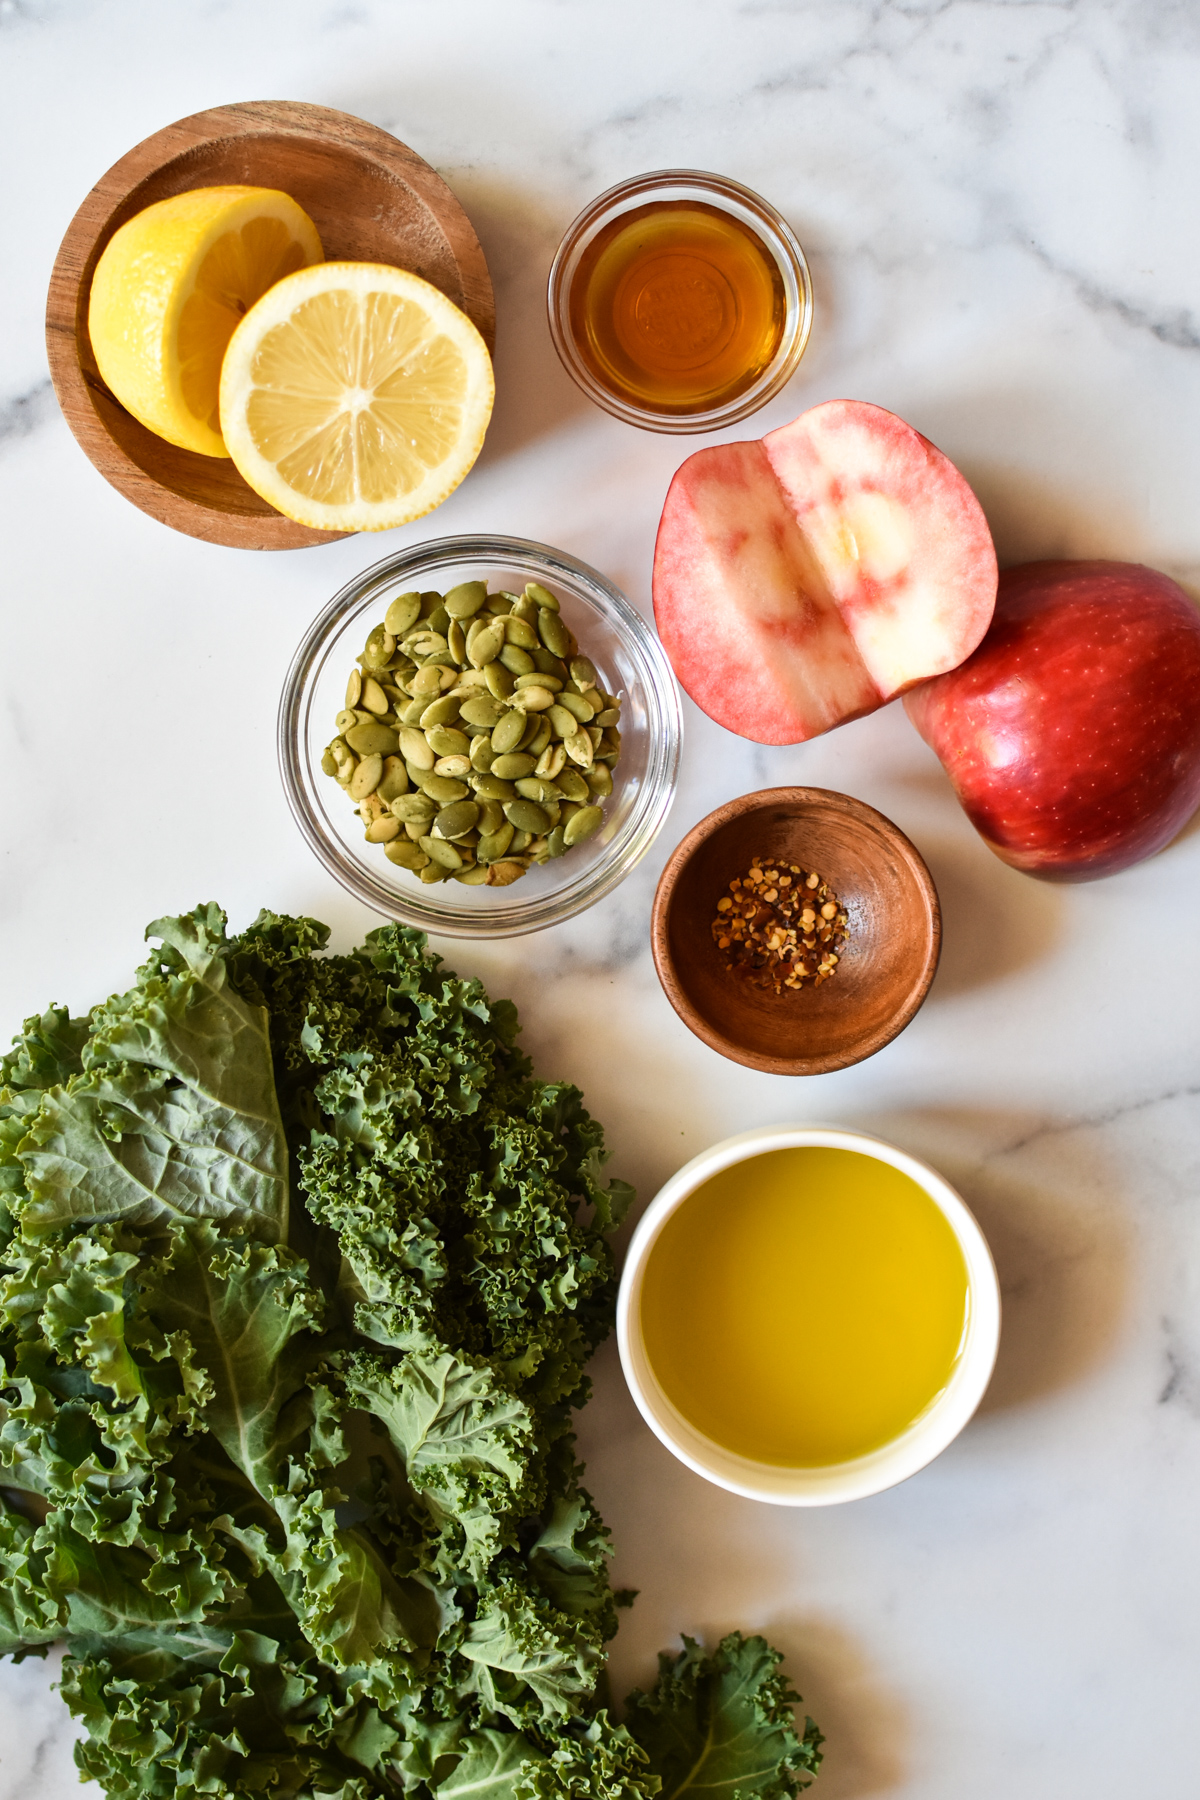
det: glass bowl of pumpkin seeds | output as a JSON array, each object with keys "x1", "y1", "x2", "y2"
[{"x1": 279, "y1": 534, "x2": 683, "y2": 936}]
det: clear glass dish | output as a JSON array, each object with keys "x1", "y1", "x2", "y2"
[
  {"x1": 278, "y1": 535, "x2": 683, "y2": 937},
  {"x1": 547, "y1": 169, "x2": 813, "y2": 434}
]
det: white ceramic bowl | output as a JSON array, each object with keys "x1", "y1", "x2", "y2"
[{"x1": 617, "y1": 1124, "x2": 1001, "y2": 1505}]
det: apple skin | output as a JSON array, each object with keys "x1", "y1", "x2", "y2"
[
  {"x1": 904, "y1": 560, "x2": 1200, "y2": 881},
  {"x1": 652, "y1": 399, "x2": 997, "y2": 745}
]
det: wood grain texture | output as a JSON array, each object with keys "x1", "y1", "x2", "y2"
[
  {"x1": 650, "y1": 786, "x2": 941, "y2": 1076},
  {"x1": 45, "y1": 100, "x2": 496, "y2": 551}
]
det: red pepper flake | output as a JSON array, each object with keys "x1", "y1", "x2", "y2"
[{"x1": 711, "y1": 856, "x2": 849, "y2": 994}]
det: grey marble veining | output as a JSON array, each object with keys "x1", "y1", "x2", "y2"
[{"x1": 3, "y1": 1, "x2": 1200, "y2": 1794}]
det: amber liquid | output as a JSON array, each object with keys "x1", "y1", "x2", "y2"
[{"x1": 568, "y1": 201, "x2": 787, "y2": 415}]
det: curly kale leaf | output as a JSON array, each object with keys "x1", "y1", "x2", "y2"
[{"x1": 624, "y1": 1635, "x2": 823, "y2": 1800}]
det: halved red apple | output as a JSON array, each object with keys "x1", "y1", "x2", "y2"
[{"x1": 652, "y1": 399, "x2": 998, "y2": 744}]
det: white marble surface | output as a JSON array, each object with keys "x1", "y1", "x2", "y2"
[{"x1": 4, "y1": 0, "x2": 1200, "y2": 1794}]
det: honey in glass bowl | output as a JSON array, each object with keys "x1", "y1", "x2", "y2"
[
  {"x1": 568, "y1": 200, "x2": 786, "y2": 415},
  {"x1": 548, "y1": 170, "x2": 813, "y2": 434}
]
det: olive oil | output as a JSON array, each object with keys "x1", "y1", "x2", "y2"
[
  {"x1": 640, "y1": 1147, "x2": 970, "y2": 1467},
  {"x1": 567, "y1": 201, "x2": 786, "y2": 415}
]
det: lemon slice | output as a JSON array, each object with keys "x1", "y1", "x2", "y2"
[
  {"x1": 88, "y1": 186, "x2": 324, "y2": 458},
  {"x1": 218, "y1": 262, "x2": 495, "y2": 532}
]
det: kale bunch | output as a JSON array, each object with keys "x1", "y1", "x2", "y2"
[{"x1": 0, "y1": 907, "x2": 821, "y2": 1800}]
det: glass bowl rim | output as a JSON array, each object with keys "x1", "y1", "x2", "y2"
[
  {"x1": 277, "y1": 532, "x2": 683, "y2": 938},
  {"x1": 546, "y1": 166, "x2": 814, "y2": 435}
]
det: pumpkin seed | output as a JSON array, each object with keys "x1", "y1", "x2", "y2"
[
  {"x1": 349, "y1": 753, "x2": 383, "y2": 800},
  {"x1": 419, "y1": 695, "x2": 460, "y2": 730},
  {"x1": 436, "y1": 800, "x2": 480, "y2": 839},
  {"x1": 525, "y1": 581, "x2": 560, "y2": 612},
  {"x1": 390, "y1": 792, "x2": 437, "y2": 822},
  {"x1": 563, "y1": 804, "x2": 603, "y2": 846},
  {"x1": 504, "y1": 798, "x2": 551, "y2": 835},
  {"x1": 420, "y1": 774, "x2": 470, "y2": 806},
  {"x1": 485, "y1": 660, "x2": 515, "y2": 700},
  {"x1": 384, "y1": 591, "x2": 422, "y2": 637},
  {"x1": 346, "y1": 722, "x2": 400, "y2": 756},
  {"x1": 362, "y1": 623, "x2": 396, "y2": 669},
  {"x1": 512, "y1": 685, "x2": 556, "y2": 711},
  {"x1": 557, "y1": 690, "x2": 595, "y2": 723},
  {"x1": 491, "y1": 751, "x2": 537, "y2": 780},
  {"x1": 564, "y1": 730, "x2": 594, "y2": 769},
  {"x1": 467, "y1": 621, "x2": 505, "y2": 668},
  {"x1": 471, "y1": 773, "x2": 517, "y2": 801},
  {"x1": 445, "y1": 580, "x2": 488, "y2": 620},
  {"x1": 537, "y1": 608, "x2": 573, "y2": 659},
  {"x1": 377, "y1": 757, "x2": 410, "y2": 803},
  {"x1": 460, "y1": 695, "x2": 502, "y2": 729},
  {"x1": 325, "y1": 581, "x2": 622, "y2": 892},
  {"x1": 427, "y1": 725, "x2": 470, "y2": 758},
  {"x1": 420, "y1": 835, "x2": 464, "y2": 871},
  {"x1": 384, "y1": 837, "x2": 429, "y2": 869},
  {"x1": 486, "y1": 860, "x2": 527, "y2": 886},
  {"x1": 515, "y1": 777, "x2": 563, "y2": 805},
  {"x1": 504, "y1": 616, "x2": 539, "y2": 651},
  {"x1": 491, "y1": 712, "x2": 526, "y2": 755},
  {"x1": 476, "y1": 822, "x2": 515, "y2": 861},
  {"x1": 400, "y1": 728, "x2": 435, "y2": 770}
]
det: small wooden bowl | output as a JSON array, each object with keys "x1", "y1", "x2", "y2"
[
  {"x1": 45, "y1": 100, "x2": 495, "y2": 551},
  {"x1": 651, "y1": 787, "x2": 941, "y2": 1075}
]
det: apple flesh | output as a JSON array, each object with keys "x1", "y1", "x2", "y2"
[
  {"x1": 652, "y1": 399, "x2": 998, "y2": 744},
  {"x1": 905, "y1": 560, "x2": 1200, "y2": 881}
]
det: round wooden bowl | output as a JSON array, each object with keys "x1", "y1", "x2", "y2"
[
  {"x1": 651, "y1": 787, "x2": 941, "y2": 1075},
  {"x1": 45, "y1": 100, "x2": 496, "y2": 551}
]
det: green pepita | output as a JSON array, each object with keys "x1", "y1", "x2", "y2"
[
  {"x1": 420, "y1": 835, "x2": 464, "y2": 871},
  {"x1": 435, "y1": 800, "x2": 480, "y2": 839},
  {"x1": 390, "y1": 792, "x2": 437, "y2": 822},
  {"x1": 499, "y1": 644, "x2": 535, "y2": 676},
  {"x1": 420, "y1": 774, "x2": 470, "y2": 806},
  {"x1": 427, "y1": 725, "x2": 470, "y2": 758},
  {"x1": 349, "y1": 753, "x2": 383, "y2": 801},
  {"x1": 400, "y1": 728, "x2": 435, "y2": 770},
  {"x1": 504, "y1": 798, "x2": 551, "y2": 835},
  {"x1": 460, "y1": 695, "x2": 502, "y2": 728},
  {"x1": 444, "y1": 580, "x2": 488, "y2": 619},
  {"x1": 346, "y1": 722, "x2": 400, "y2": 756},
  {"x1": 377, "y1": 757, "x2": 410, "y2": 803},
  {"x1": 476, "y1": 823, "x2": 515, "y2": 862},
  {"x1": 471, "y1": 773, "x2": 517, "y2": 801},
  {"x1": 384, "y1": 591, "x2": 422, "y2": 637},
  {"x1": 384, "y1": 837, "x2": 429, "y2": 869},
  {"x1": 490, "y1": 751, "x2": 537, "y2": 780},
  {"x1": 524, "y1": 581, "x2": 560, "y2": 612},
  {"x1": 563, "y1": 804, "x2": 604, "y2": 847},
  {"x1": 345, "y1": 668, "x2": 363, "y2": 708},
  {"x1": 485, "y1": 660, "x2": 515, "y2": 700},
  {"x1": 537, "y1": 608, "x2": 573, "y2": 659},
  {"x1": 491, "y1": 712, "x2": 526, "y2": 755}
]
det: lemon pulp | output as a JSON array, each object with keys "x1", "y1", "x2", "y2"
[
  {"x1": 219, "y1": 262, "x2": 494, "y2": 532},
  {"x1": 640, "y1": 1147, "x2": 969, "y2": 1466}
]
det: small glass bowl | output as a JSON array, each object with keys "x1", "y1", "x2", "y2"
[
  {"x1": 278, "y1": 535, "x2": 683, "y2": 938},
  {"x1": 547, "y1": 168, "x2": 813, "y2": 434}
]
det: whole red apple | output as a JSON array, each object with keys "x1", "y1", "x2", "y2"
[{"x1": 904, "y1": 560, "x2": 1200, "y2": 881}]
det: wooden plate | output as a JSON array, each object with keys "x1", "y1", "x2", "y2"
[
  {"x1": 651, "y1": 787, "x2": 941, "y2": 1075},
  {"x1": 45, "y1": 100, "x2": 496, "y2": 551}
]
